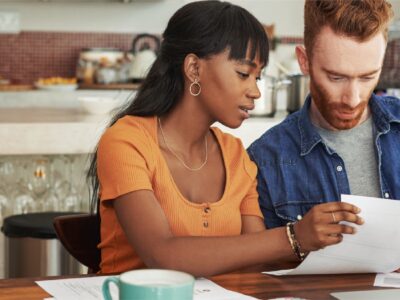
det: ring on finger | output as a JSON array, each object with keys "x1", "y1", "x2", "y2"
[{"x1": 331, "y1": 211, "x2": 337, "y2": 223}]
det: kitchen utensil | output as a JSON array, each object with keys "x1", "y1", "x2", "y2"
[
  {"x1": 251, "y1": 74, "x2": 291, "y2": 117},
  {"x1": 76, "y1": 48, "x2": 124, "y2": 84},
  {"x1": 129, "y1": 34, "x2": 160, "y2": 82},
  {"x1": 285, "y1": 74, "x2": 310, "y2": 113}
]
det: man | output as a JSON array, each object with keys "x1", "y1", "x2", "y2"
[{"x1": 248, "y1": 0, "x2": 396, "y2": 229}]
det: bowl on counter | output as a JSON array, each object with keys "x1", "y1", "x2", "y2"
[{"x1": 77, "y1": 96, "x2": 123, "y2": 115}]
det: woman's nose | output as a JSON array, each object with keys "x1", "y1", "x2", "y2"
[{"x1": 248, "y1": 80, "x2": 261, "y2": 100}]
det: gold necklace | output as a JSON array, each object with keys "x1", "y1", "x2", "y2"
[{"x1": 158, "y1": 117, "x2": 208, "y2": 171}]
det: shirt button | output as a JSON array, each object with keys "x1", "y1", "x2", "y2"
[
  {"x1": 204, "y1": 207, "x2": 210, "y2": 213},
  {"x1": 384, "y1": 192, "x2": 390, "y2": 198},
  {"x1": 203, "y1": 221, "x2": 208, "y2": 228},
  {"x1": 297, "y1": 215, "x2": 302, "y2": 221},
  {"x1": 336, "y1": 165, "x2": 343, "y2": 172}
]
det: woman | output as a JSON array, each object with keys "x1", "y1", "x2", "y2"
[{"x1": 88, "y1": 0, "x2": 363, "y2": 276}]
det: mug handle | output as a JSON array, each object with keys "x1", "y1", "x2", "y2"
[{"x1": 102, "y1": 276, "x2": 120, "y2": 300}]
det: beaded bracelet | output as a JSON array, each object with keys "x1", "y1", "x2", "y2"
[{"x1": 285, "y1": 222, "x2": 306, "y2": 261}]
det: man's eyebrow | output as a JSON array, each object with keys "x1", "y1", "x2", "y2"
[{"x1": 322, "y1": 67, "x2": 381, "y2": 77}]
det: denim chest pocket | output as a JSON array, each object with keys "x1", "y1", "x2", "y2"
[{"x1": 273, "y1": 201, "x2": 322, "y2": 222}]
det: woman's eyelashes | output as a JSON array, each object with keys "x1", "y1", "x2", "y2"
[
  {"x1": 236, "y1": 71, "x2": 261, "y2": 81},
  {"x1": 236, "y1": 71, "x2": 249, "y2": 79}
]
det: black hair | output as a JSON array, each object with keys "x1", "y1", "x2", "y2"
[{"x1": 88, "y1": 0, "x2": 269, "y2": 212}]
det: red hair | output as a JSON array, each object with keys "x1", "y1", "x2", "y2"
[{"x1": 304, "y1": 0, "x2": 394, "y2": 57}]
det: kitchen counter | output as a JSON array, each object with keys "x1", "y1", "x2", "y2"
[
  {"x1": 0, "y1": 91, "x2": 287, "y2": 155},
  {"x1": 0, "y1": 108, "x2": 286, "y2": 155},
  {"x1": 0, "y1": 107, "x2": 109, "y2": 155}
]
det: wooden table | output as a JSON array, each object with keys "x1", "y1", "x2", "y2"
[{"x1": 0, "y1": 269, "x2": 388, "y2": 300}]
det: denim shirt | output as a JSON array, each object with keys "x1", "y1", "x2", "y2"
[{"x1": 247, "y1": 94, "x2": 400, "y2": 229}]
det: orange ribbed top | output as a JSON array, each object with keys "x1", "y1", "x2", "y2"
[{"x1": 97, "y1": 115, "x2": 262, "y2": 274}]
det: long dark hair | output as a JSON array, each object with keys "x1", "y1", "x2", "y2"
[{"x1": 88, "y1": 0, "x2": 269, "y2": 213}]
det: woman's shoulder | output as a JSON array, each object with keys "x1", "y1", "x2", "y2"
[
  {"x1": 211, "y1": 126, "x2": 257, "y2": 179},
  {"x1": 99, "y1": 115, "x2": 157, "y2": 150},
  {"x1": 211, "y1": 126, "x2": 245, "y2": 152},
  {"x1": 102, "y1": 115, "x2": 156, "y2": 141}
]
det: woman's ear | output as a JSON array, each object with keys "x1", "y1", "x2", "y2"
[
  {"x1": 183, "y1": 53, "x2": 201, "y2": 82},
  {"x1": 295, "y1": 45, "x2": 310, "y2": 75}
]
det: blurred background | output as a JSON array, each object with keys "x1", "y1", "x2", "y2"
[{"x1": 0, "y1": 0, "x2": 399, "y2": 279}]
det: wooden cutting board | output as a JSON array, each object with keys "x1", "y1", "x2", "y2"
[{"x1": 0, "y1": 84, "x2": 35, "y2": 91}]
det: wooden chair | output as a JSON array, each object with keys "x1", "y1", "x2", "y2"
[{"x1": 53, "y1": 213, "x2": 101, "y2": 273}]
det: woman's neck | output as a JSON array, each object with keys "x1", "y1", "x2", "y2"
[{"x1": 160, "y1": 97, "x2": 212, "y2": 149}]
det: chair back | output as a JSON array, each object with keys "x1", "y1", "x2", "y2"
[{"x1": 53, "y1": 213, "x2": 101, "y2": 273}]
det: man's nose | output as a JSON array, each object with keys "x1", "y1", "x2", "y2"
[{"x1": 343, "y1": 81, "x2": 362, "y2": 108}]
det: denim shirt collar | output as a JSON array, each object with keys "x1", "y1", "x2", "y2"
[
  {"x1": 298, "y1": 93, "x2": 400, "y2": 156},
  {"x1": 369, "y1": 93, "x2": 400, "y2": 134},
  {"x1": 298, "y1": 96, "x2": 324, "y2": 156}
]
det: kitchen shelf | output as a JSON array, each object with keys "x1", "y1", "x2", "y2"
[{"x1": 78, "y1": 83, "x2": 140, "y2": 90}]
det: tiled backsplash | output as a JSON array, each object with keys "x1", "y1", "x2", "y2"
[
  {"x1": 0, "y1": 31, "x2": 399, "y2": 88},
  {"x1": 0, "y1": 31, "x2": 134, "y2": 84}
]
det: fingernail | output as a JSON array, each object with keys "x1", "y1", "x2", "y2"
[
  {"x1": 357, "y1": 207, "x2": 361, "y2": 213},
  {"x1": 359, "y1": 217, "x2": 364, "y2": 224},
  {"x1": 352, "y1": 227, "x2": 357, "y2": 234}
]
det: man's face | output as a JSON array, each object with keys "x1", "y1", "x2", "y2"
[{"x1": 301, "y1": 26, "x2": 386, "y2": 130}]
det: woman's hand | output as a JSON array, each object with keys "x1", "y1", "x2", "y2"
[{"x1": 294, "y1": 202, "x2": 364, "y2": 252}]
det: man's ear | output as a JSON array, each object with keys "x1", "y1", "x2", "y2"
[
  {"x1": 295, "y1": 45, "x2": 310, "y2": 75},
  {"x1": 183, "y1": 53, "x2": 201, "y2": 82}
]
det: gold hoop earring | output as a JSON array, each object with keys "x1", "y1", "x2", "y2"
[{"x1": 189, "y1": 78, "x2": 201, "y2": 96}]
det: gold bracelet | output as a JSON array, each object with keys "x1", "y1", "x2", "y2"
[{"x1": 285, "y1": 222, "x2": 306, "y2": 261}]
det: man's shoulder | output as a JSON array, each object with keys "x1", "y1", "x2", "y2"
[
  {"x1": 250, "y1": 112, "x2": 300, "y2": 145},
  {"x1": 248, "y1": 111, "x2": 301, "y2": 159},
  {"x1": 375, "y1": 95, "x2": 400, "y2": 118}
]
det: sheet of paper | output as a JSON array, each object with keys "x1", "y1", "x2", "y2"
[
  {"x1": 36, "y1": 276, "x2": 114, "y2": 300},
  {"x1": 263, "y1": 269, "x2": 294, "y2": 276},
  {"x1": 331, "y1": 289, "x2": 400, "y2": 300},
  {"x1": 194, "y1": 278, "x2": 257, "y2": 300},
  {"x1": 265, "y1": 194, "x2": 400, "y2": 275},
  {"x1": 374, "y1": 272, "x2": 400, "y2": 288},
  {"x1": 36, "y1": 276, "x2": 257, "y2": 300}
]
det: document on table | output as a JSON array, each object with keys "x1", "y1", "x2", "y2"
[
  {"x1": 264, "y1": 194, "x2": 400, "y2": 276},
  {"x1": 328, "y1": 273, "x2": 400, "y2": 299},
  {"x1": 36, "y1": 276, "x2": 257, "y2": 300},
  {"x1": 331, "y1": 289, "x2": 400, "y2": 300},
  {"x1": 375, "y1": 272, "x2": 400, "y2": 288}
]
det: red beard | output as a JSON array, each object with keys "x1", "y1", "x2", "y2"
[{"x1": 309, "y1": 71, "x2": 372, "y2": 130}]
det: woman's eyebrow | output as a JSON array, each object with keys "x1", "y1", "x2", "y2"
[{"x1": 236, "y1": 59, "x2": 263, "y2": 69}]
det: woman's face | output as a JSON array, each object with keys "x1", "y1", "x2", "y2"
[{"x1": 198, "y1": 49, "x2": 264, "y2": 128}]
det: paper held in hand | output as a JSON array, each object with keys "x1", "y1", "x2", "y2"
[{"x1": 264, "y1": 194, "x2": 400, "y2": 276}]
